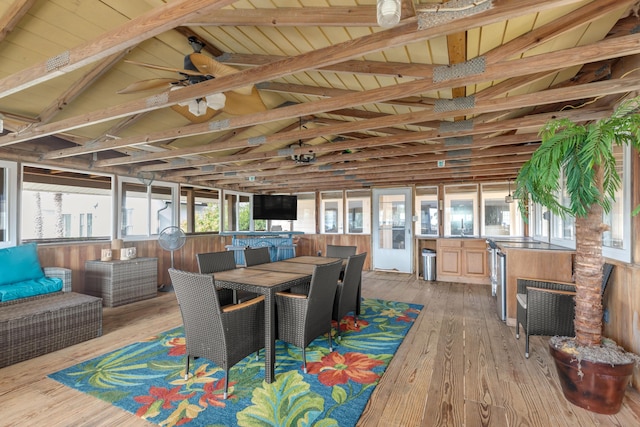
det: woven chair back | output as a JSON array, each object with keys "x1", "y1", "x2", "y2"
[
  {"x1": 245, "y1": 246, "x2": 271, "y2": 266},
  {"x1": 168, "y1": 269, "x2": 225, "y2": 356},
  {"x1": 304, "y1": 260, "x2": 343, "y2": 343},
  {"x1": 326, "y1": 244, "x2": 357, "y2": 259},
  {"x1": 334, "y1": 252, "x2": 367, "y2": 322},
  {"x1": 196, "y1": 251, "x2": 236, "y2": 274}
]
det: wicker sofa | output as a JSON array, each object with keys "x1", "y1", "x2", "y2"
[{"x1": 0, "y1": 245, "x2": 103, "y2": 368}]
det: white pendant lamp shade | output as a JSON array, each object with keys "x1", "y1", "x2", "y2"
[
  {"x1": 377, "y1": 0, "x2": 401, "y2": 28},
  {"x1": 205, "y1": 92, "x2": 226, "y2": 110}
]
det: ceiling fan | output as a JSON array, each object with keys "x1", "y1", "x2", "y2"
[{"x1": 118, "y1": 37, "x2": 268, "y2": 122}]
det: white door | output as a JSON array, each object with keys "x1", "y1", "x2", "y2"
[{"x1": 372, "y1": 188, "x2": 413, "y2": 273}]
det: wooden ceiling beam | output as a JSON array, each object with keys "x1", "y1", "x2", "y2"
[
  {"x1": 0, "y1": 0, "x2": 37, "y2": 42},
  {"x1": 0, "y1": 0, "x2": 236, "y2": 98},
  {"x1": 185, "y1": 6, "x2": 381, "y2": 27},
  {"x1": 0, "y1": 0, "x2": 587, "y2": 147},
  {"x1": 32, "y1": 32, "x2": 640, "y2": 163}
]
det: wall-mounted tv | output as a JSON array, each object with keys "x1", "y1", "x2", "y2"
[{"x1": 253, "y1": 194, "x2": 297, "y2": 220}]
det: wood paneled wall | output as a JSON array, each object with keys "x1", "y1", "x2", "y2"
[
  {"x1": 603, "y1": 262, "x2": 640, "y2": 389},
  {"x1": 36, "y1": 233, "x2": 372, "y2": 293}
]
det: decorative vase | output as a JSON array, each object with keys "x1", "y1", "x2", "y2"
[{"x1": 549, "y1": 342, "x2": 634, "y2": 414}]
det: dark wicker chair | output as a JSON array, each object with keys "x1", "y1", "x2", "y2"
[
  {"x1": 196, "y1": 250, "x2": 256, "y2": 304},
  {"x1": 326, "y1": 244, "x2": 357, "y2": 259},
  {"x1": 195, "y1": 251, "x2": 235, "y2": 305},
  {"x1": 275, "y1": 259, "x2": 343, "y2": 373},
  {"x1": 516, "y1": 263, "x2": 614, "y2": 358},
  {"x1": 326, "y1": 244, "x2": 357, "y2": 281},
  {"x1": 332, "y1": 252, "x2": 367, "y2": 337},
  {"x1": 244, "y1": 246, "x2": 271, "y2": 266},
  {"x1": 168, "y1": 268, "x2": 265, "y2": 399}
]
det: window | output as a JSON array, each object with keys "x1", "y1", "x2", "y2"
[
  {"x1": 321, "y1": 191, "x2": 343, "y2": 234},
  {"x1": 480, "y1": 182, "x2": 524, "y2": 237},
  {"x1": 180, "y1": 186, "x2": 220, "y2": 233},
  {"x1": 222, "y1": 191, "x2": 251, "y2": 232},
  {"x1": 22, "y1": 166, "x2": 112, "y2": 241},
  {"x1": 443, "y1": 184, "x2": 478, "y2": 236},
  {"x1": 0, "y1": 160, "x2": 17, "y2": 247},
  {"x1": 415, "y1": 186, "x2": 438, "y2": 236},
  {"x1": 120, "y1": 178, "x2": 177, "y2": 237},
  {"x1": 550, "y1": 172, "x2": 575, "y2": 248},
  {"x1": 603, "y1": 143, "x2": 631, "y2": 262},
  {"x1": 529, "y1": 202, "x2": 550, "y2": 242},
  {"x1": 346, "y1": 190, "x2": 371, "y2": 234},
  {"x1": 293, "y1": 192, "x2": 315, "y2": 233}
]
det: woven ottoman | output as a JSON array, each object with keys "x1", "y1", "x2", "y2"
[
  {"x1": 84, "y1": 257, "x2": 158, "y2": 307},
  {"x1": 0, "y1": 292, "x2": 103, "y2": 368}
]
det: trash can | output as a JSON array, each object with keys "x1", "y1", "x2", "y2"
[{"x1": 422, "y1": 248, "x2": 436, "y2": 281}]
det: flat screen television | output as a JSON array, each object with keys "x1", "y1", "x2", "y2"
[{"x1": 253, "y1": 194, "x2": 297, "y2": 220}]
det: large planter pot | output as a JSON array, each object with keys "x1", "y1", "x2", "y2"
[{"x1": 549, "y1": 342, "x2": 634, "y2": 414}]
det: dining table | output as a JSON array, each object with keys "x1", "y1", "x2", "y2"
[
  {"x1": 213, "y1": 268, "x2": 311, "y2": 383},
  {"x1": 247, "y1": 256, "x2": 344, "y2": 295}
]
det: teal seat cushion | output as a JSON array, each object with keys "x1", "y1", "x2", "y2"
[
  {"x1": 0, "y1": 243, "x2": 45, "y2": 286},
  {"x1": 0, "y1": 277, "x2": 63, "y2": 302}
]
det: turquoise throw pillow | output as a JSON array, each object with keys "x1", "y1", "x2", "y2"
[{"x1": 0, "y1": 243, "x2": 45, "y2": 286}]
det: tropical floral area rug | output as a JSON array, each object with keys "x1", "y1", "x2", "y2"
[{"x1": 49, "y1": 298, "x2": 422, "y2": 427}]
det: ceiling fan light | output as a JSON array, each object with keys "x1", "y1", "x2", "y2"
[
  {"x1": 377, "y1": 0, "x2": 401, "y2": 28},
  {"x1": 205, "y1": 93, "x2": 226, "y2": 110}
]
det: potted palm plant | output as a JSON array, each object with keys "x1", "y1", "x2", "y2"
[{"x1": 514, "y1": 95, "x2": 640, "y2": 414}]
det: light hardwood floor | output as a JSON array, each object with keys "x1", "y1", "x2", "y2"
[{"x1": 2, "y1": 271, "x2": 639, "y2": 426}]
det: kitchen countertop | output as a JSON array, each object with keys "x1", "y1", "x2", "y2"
[{"x1": 493, "y1": 239, "x2": 574, "y2": 251}]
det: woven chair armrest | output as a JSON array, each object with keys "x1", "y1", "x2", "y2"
[
  {"x1": 517, "y1": 277, "x2": 576, "y2": 294},
  {"x1": 526, "y1": 286, "x2": 576, "y2": 297},
  {"x1": 275, "y1": 292, "x2": 307, "y2": 299},
  {"x1": 519, "y1": 277, "x2": 574, "y2": 286},
  {"x1": 222, "y1": 295, "x2": 265, "y2": 313},
  {"x1": 43, "y1": 267, "x2": 72, "y2": 292}
]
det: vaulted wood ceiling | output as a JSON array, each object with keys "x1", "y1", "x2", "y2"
[{"x1": 0, "y1": 0, "x2": 639, "y2": 193}]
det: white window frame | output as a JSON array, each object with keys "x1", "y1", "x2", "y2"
[
  {"x1": 603, "y1": 143, "x2": 631, "y2": 263},
  {"x1": 443, "y1": 184, "x2": 478, "y2": 237},
  {"x1": 346, "y1": 189, "x2": 371, "y2": 234},
  {"x1": 0, "y1": 160, "x2": 17, "y2": 248},
  {"x1": 118, "y1": 176, "x2": 178, "y2": 239}
]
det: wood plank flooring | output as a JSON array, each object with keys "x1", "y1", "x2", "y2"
[{"x1": 1, "y1": 271, "x2": 639, "y2": 426}]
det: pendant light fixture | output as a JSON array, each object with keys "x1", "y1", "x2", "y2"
[
  {"x1": 377, "y1": 0, "x2": 401, "y2": 28},
  {"x1": 505, "y1": 179, "x2": 514, "y2": 204}
]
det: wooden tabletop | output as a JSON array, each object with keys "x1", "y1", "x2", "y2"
[
  {"x1": 282, "y1": 256, "x2": 342, "y2": 265},
  {"x1": 214, "y1": 268, "x2": 308, "y2": 288},
  {"x1": 248, "y1": 261, "x2": 317, "y2": 275}
]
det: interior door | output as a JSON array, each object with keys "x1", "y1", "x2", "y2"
[{"x1": 372, "y1": 188, "x2": 413, "y2": 273}]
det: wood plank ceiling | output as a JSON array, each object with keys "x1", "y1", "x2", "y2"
[{"x1": 0, "y1": 0, "x2": 639, "y2": 193}]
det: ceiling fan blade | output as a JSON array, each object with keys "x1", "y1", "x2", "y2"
[
  {"x1": 189, "y1": 53, "x2": 254, "y2": 96},
  {"x1": 124, "y1": 59, "x2": 204, "y2": 77},
  {"x1": 117, "y1": 78, "x2": 181, "y2": 94},
  {"x1": 170, "y1": 104, "x2": 220, "y2": 123}
]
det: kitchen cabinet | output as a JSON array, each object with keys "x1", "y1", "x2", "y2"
[{"x1": 436, "y1": 238, "x2": 489, "y2": 285}]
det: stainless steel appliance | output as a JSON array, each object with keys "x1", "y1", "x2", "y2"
[
  {"x1": 495, "y1": 249, "x2": 507, "y2": 321},
  {"x1": 486, "y1": 239, "x2": 506, "y2": 321},
  {"x1": 486, "y1": 239, "x2": 498, "y2": 297}
]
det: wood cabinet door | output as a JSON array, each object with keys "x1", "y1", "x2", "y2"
[{"x1": 439, "y1": 248, "x2": 462, "y2": 275}]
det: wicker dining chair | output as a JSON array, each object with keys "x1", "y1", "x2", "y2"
[
  {"x1": 326, "y1": 245, "x2": 357, "y2": 280},
  {"x1": 244, "y1": 246, "x2": 272, "y2": 266},
  {"x1": 326, "y1": 244, "x2": 357, "y2": 259},
  {"x1": 275, "y1": 259, "x2": 343, "y2": 373},
  {"x1": 515, "y1": 263, "x2": 614, "y2": 358},
  {"x1": 196, "y1": 249, "x2": 261, "y2": 302},
  {"x1": 168, "y1": 268, "x2": 265, "y2": 399},
  {"x1": 195, "y1": 251, "x2": 237, "y2": 305},
  {"x1": 332, "y1": 252, "x2": 367, "y2": 337}
]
